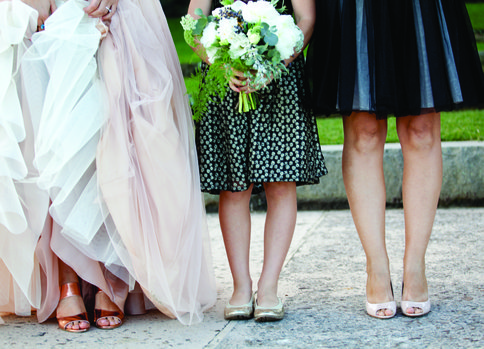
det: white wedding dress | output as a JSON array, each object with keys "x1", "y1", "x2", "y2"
[{"x1": 0, "y1": 0, "x2": 216, "y2": 325}]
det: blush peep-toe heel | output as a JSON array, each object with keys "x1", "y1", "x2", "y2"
[
  {"x1": 94, "y1": 290, "x2": 124, "y2": 330},
  {"x1": 401, "y1": 283, "x2": 431, "y2": 317},
  {"x1": 366, "y1": 282, "x2": 396, "y2": 319},
  {"x1": 57, "y1": 282, "x2": 90, "y2": 333}
]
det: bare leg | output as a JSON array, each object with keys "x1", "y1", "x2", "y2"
[
  {"x1": 219, "y1": 186, "x2": 254, "y2": 305},
  {"x1": 397, "y1": 111, "x2": 442, "y2": 314},
  {"x1": 257, "y1": 182, "x2": 297, "y2": 307},
  {"x1": 57, "y1": 260, "x2": 90, "y2": 331},
  {"x1": 342, "y1": 112, "x2": 394, "y2": 317}
]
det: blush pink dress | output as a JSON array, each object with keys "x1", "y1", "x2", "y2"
[{"x1": 0, "y1": 0, "x2": 216, "y2": 325}]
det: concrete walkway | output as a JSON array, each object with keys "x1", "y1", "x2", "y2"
[{"x1": 1, "y1": 208, "x2": 483, "y2": 348}]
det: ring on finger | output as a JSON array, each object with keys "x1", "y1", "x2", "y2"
[{"x1": 105, "y1": 6, "x2": 112, "y2": 13}]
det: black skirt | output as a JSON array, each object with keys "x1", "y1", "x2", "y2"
[
  {"x1": 306, "y1": 0, "x2": 484, "y2": 117},
  {"x1": 196, "y1": 56, "x2": 327, "y2": 194}
]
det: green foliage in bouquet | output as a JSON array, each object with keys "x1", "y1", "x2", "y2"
[{"x1": 181, "y1": 0, "x2": 302, "y2": 120}]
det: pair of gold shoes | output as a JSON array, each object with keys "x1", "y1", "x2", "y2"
[
  {"x1": 224, "y1": 292, "x2": 284, "y2": 322},
  {"x1": 57, "y1": 283, "x2": 124, "y2": 332}
]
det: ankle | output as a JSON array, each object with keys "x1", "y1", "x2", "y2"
[{"x1": 256, "y1": 281, "x2": 279, "y2": 307}]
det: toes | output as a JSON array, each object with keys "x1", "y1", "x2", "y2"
[
  {"x1": 67, "y1": 321, "x2": 83, "y2": 330},
  {"x1": 98, "y1": 316, "x2": 121, "y2": 326},
  {"x1": 406, "y1": 307, "x2": 416, "y2": 314},
  {"x1": 376, "y1": 308, "x2": 393, "y2": 317},
  {"x1": 97, "y1": 317, "x2": 110, "y2": 326},
  {"x1": 109, "y1": 316, "x2": 121, "y2": 326}
]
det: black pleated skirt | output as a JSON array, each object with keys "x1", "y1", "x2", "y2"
[{"x1": 306, "y1": 0, "x2": 484, "y2": 117}]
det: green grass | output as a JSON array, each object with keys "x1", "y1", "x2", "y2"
[
  {"x1": 167, "y1": 18, "x2": 201, "y2": 65},
  {"x1": 316, "y1": 110, "x2": 484, "y2": 145},
  {"x1": 173, "y1": 9, "x2": 484, "y2": 145},
  {"x1": 466, "y1": 3, "x2": 484, "y2": 31}
]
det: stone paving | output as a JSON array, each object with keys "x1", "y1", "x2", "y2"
[{"x1": 0, "y1": 208, "x2": 483, "y2": 348}]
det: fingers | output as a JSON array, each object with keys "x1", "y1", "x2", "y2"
[
  {"x1": 229, "y1": 75, "x2": 247, "y2": 92},
  {"x1": 102, "y1": 2, "x2": 117, "y2": 21},
  {"x1": 84, "y1": 0, "x2": 118, "y2": 18},
  {"x1": 229, "y1": 80, "x2": 241, "y2": 93},
  {"x1": 50, "y1": 0, "x2": 57, "y2": 13}
]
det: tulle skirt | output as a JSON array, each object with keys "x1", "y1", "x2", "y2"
[
  {"x1": 1, "y1": 0, "x2": 216, "y2": 325},
  {"x1": 96, "y1": 0, "x2": 217, "y2": 324},
  {"x1": 307, "y1": 0, "x2": 484, "y2": 117},
  {"x1": 0, "y1": 0, "x2": 53, "y2": 323}
]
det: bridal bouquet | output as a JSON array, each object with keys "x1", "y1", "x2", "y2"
[{"x1": 181, "y1": 0, "x2": 304, "y2": 120}]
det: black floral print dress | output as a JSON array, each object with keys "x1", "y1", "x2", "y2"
[{"x1": 196, "y1": 1, "x2": 327, "y2": 194}]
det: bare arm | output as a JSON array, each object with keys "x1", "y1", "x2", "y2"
[
  {"x1": 285, "y1": 0, "x2": 315, "y2": 65},
  {"x1": 188, "y1": 0, "x2": 211, "y2": 17},
  {"x1": 187, "y1": 0, "x2": 212, "y2": 65}
]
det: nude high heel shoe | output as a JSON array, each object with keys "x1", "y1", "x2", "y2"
[
  {"x1": 366, "y1": 282, "x2": 396, "y2": 319},
  {"x1": 401, "y1": 283, "x2": 431, "y2": 317},
  {"x1": 57, "y1": 282, "x2": 90, "y2": 333},
  {"x1": 94, "y1": 290, "x2": 124, "y2": 329}
]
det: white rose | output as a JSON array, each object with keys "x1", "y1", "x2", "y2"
[
  {"x1": 229, "y1": 1, "x2": 246, "y2": 12},
  {"x1": 212, "y1": 8, "x2": 223, "y2": 18},
  {"x1": 247, "y1": 28, "x2": 261, "y2": 44},
  {"x1": 273, "y1": 15, "x2": 303, "y2": 59},
  {"x1": 242, "y1": 1, "x2": 279, "y2": 24},
  {"x1": 201, "y1": 21, "x2": 218, "y2": 48},
  {"x1": 228, "y1": 33, "x2": 251, "y2": 59},
  {"x1": 217, "y1": 17, "x2": 238, "y2": 45}
]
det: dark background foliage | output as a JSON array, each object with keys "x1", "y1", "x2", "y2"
[
  {"x1": 161, "y1": 0, "x2": 190, "y2": 17},
  {"x1": 160, "y1": 0, "x2": 484, "y2": 17}
]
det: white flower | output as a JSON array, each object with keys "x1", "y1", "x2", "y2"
[
  {"x1": 217, "y1": 17, "x2": 239, "y2": 45},
  {"x1": 273, "y1": 15, "x2": 303, "y2": 59},
  {"x1": 200, "y1": 21, "x2": 218, "y2": 48},
  {"x1": 180, "y1": 14, "x2": 196, "y2": 32},
  {"x1": 200, "y1": 22, "x2": 219, "y2": 63},
  {"x1": 205, "y1": 46, "x2": 219, "y2": 64},
  {"x1": 229, "y1": 1, "x2": 246, "y2": 12},
  {"x1": 242, "y1": 1, "x2": 280, "y2": 24},
  {"x1": 247, "y1": 28, "x2": 261, "y2": 44},
  {"x1": 228, "y1": 33, "x2": 251, "y2": 59},
  {"x1": 212, "y1": 7, "x2": 223, "y2": 18}
]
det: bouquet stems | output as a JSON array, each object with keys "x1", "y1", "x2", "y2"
[{"x1": 238, "y1": 92, "x2": 259, "y2": 113}]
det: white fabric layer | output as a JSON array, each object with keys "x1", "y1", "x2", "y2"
[
  {"x1": 0, "y1": 0, "x2": 50, "y2": 322},
  {"x1": 97, "y1": 0, "x2": 217, "y2": 325},
  {"x1": 21, "y1": 0, "x2": 127, "y2": 281},
  {"x1": 1, "y1": 0, "x2": 216, "y2": 325}
]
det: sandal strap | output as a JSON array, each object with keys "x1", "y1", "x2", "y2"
[{"x1": 60, "y1": 282, "x2": 81, "y2": 299}]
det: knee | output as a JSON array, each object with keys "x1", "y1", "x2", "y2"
[
  {"x1": 220, "y1": 189, "x2": 251, "y2": 204},
  {"x1": 399, "y1": 117, "x2": 440, "y2": 152},
  {"x1": 345, "y1": 118, "x2": 386, "y2": 154},
  {"x1": 264, "y1": 182, "x2": 296, "y2": 201}
]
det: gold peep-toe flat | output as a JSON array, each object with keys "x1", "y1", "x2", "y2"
[
  {"x1": 224, "y1": 293, "x2": 255, "y2": 320},
  {"x1": 254, "y1": 294, "x2": 284, "y2": 322}
]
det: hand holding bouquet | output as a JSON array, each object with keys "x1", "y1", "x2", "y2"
[{"x1": 181, "y1": 0, "x2": 304, "y2": 120}]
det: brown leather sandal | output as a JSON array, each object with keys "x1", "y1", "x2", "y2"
[
  {"x1": 57, "y1": 283, "x2": 90, "y2": 333},
  {"x1": 94, "y1": 290, "x2": 124, "y2": 330}
]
